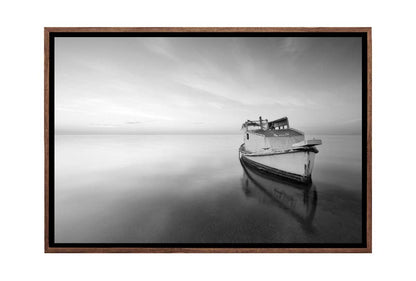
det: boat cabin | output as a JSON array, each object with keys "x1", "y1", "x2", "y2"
[{"x1": 242, "y1": 116, "x2": 305, "y2": 153}]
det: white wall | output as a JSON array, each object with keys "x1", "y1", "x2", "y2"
[
  {"x1": 245, "y1": 132, "x2": 267, "y2": 151},
  {"x1": 1, "y1": 1, "x2": 416, "y2": 281}
]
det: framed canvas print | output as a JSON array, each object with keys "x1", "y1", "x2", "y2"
[{"x1": 44, "y1": 27, "x2": 371, "y2": 253}]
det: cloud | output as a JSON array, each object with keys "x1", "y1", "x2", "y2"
[{"x1": 55, "y1": 37, "x2": 362, "y2": 135}]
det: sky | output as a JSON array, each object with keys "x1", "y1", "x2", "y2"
[{"x1": 55, "y1": 36, "x2": 362, "y2": 135}]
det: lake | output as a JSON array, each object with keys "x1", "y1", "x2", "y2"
[{"x1": 54, "y1": 134, "x2": 362, "y2": 244}]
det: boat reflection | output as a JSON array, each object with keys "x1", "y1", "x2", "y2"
[{"x1": 240, "y1": 159, "x2": 318, "y2": 231}]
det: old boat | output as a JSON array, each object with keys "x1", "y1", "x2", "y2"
[{"x1": 239, "y1": 116, "x2": 322, "y2": 183}]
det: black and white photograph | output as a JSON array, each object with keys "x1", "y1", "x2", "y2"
[
  {"x1": 47, "y1": 29, "x2": 370, "y2": 251},
  {"x1": 8, "y1": 0, "x2": 416, "y2": 279}
]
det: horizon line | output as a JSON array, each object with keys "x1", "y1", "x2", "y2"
[{"x1": 55, "y1": 132, "x2": 362, "y2": 136}]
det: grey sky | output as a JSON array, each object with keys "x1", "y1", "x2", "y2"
[{"x1": 55, "y1": 36, "x2": 362, "y2": 135}]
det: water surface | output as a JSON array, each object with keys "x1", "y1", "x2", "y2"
[{"x1": 55, "y1": 134, "x2": 362, "y2": 244}]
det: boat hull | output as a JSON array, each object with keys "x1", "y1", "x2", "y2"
[
  {"x1": 239, "y1": 145, "x2": 316, "y2": 183},
  {"x1": 240, "y1": 159, "x2": 317, "y2": 224}
]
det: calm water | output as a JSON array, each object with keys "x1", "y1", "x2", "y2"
[{"x1": 55, "y1": 134, "x2": 362, "y2": 244}]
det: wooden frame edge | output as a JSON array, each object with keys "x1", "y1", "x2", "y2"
[
  {"x1": 45, "y1": 247, "x2": 371, "y2": 253},
  {"x1": 44, "y1": 28, "x2": 50, "y2": 253},
  {"x1": 367, "y1": 28, "x2": 372, "y2": 253},
  {"x1": 44, "y1": 27, "x2": 372, "y2": 253},
  {"x1": 43, "y1": 27, "x2": 372, "y2": 33}
]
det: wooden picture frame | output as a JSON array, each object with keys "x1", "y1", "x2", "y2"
[{"x1": 45, "y1": 27, "x2": 371, "y2": 253}]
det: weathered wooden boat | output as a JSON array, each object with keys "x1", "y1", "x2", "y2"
[
  {"x1": 239, "y1": 116, "x2": 322, "y2": 183},
  {"x1": 240, "y1": 158, "x2": 317, "y2": 225}
]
